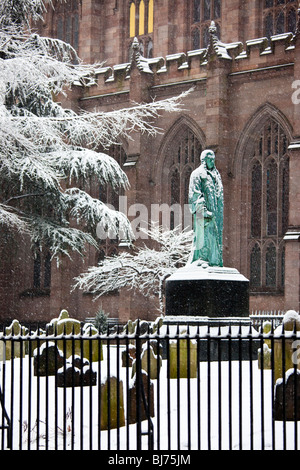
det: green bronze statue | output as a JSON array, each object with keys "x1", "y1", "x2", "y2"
[{"x1": 188, "y1": 149, "x2": 223, "y2": 267}]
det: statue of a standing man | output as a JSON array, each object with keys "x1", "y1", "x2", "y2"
[{"x1": 188, "y1": 149, "x2": 223, "y2": 267}]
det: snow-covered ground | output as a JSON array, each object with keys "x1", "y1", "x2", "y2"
[{"x1": 1, "y1": 343, "x2": 299, "y2": 450}]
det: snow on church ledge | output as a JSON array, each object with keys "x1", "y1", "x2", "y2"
[{"x1": 77, "y1": 23, "x2": 296, "y2": 90}]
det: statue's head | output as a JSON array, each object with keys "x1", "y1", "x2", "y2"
[{"x1": 200, "y1": 149, "x2": 215, "y2": 170}]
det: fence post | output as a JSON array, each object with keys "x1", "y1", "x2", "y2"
[{"x1": 135, "y1": 320, "x2": 142, "y2": 450}]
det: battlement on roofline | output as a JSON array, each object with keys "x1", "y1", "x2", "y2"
[{"x1": 79, "y1": 29, "x2": 296, "y2": 100}]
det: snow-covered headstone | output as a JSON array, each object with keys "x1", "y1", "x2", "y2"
[{"x1": 168, "y1": 335, "x2": 197, "y2": 379}]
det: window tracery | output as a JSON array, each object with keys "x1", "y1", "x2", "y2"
[
  {"x1": 167, "y1": 128, "x2": 203, "y2": 230},
  {"x1": 249, "y1": 119, "x2": 289, "y2": 293},
  {"x1": 55, "y1": 0, "x2": 79, "y2": 51},
  {"x1": 98, "y1": 145, "x2": 127, "y2": 256},
  {"x1": 263, "y1": 0, "x2": 298, "y2": 38},
  {"x1": 191, "y1": 0, "x2": 221, "y2": 49}
]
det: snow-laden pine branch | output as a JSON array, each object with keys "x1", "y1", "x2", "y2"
[
  {"x1": 52, "y1": 148, "x2": 130, "y2": 189},
  {"x1": 0, "y1": 0, "x2": 48, "y2": 27},
  {"x1": 3, "y1": 91, "x2": 189, "y2": 151},
  {"x1": 29, "y1": 216, "x2": 99, "y2": 261},
  {"x1": 74, "y1": 226, "x2": 193, "y2": 313},
  {"x1": 0, "y1": 203, "x2": 28, "y2": 232},
  {"x1": 63, "y1": 188, "x2": 134, "y2": 241}
]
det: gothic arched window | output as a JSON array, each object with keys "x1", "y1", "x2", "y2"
[
  {"x1": 251, "y1": 161, "x2": 262, "y2": 238},
  {"x1": 98, "y1": 145, "x2": 127, "y2": 254},
  {"x1": 248, "y1": 119, "x2": 289, "y2": 293},
  {"x1": 263, "y1": 1, "x2": 298, "y2": 38},
  {"x1": 99, "y1": 145, "x2": 127, "y2": 212},
  {"x1": 166, "y1": 128, "x2": 203, "y2": 230},
  {"x1": 55, "y1": 0, "x2": 79, "y2": 51},
  {"x1": 191, "y1": 0, "x2": 221, "y2": 49},
  {"x1": 33, "y1": 248, "x2": 51, "y2": 291},
  {"x1": 129, "y1": 0, "x2": 154, "y2": 58},
  {"x1": 129, "y1": 2, "x2": 136, "y2": 38},
  {"x1": 250, "y1": 243, "x2": 261, "y2": 287},
  {"x1": 266, "y1": 243, "x2": 276, "y2": 287}
]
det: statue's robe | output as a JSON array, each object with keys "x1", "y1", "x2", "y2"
[{"x1": 188, "y1": 163, "x2": 223, "y2": 266}]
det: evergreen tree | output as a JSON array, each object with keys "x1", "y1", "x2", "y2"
[{"x1": 0, "y1": 0, "x2": 187, "y2": 262}]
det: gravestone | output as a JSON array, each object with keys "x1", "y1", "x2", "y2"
[
  {"x1": 258, "y1": 321, "x2": 272, "y2": 370},
  {"x1": 274, "y1": 369, "x2": 300, "y2": 420},
  {"x1": 131, "y1": 343, "x2": 162, "y2": 380},
  {"x1": 34, "y1": 342, "x2": 64, "y2": 376},
  {"x1": 100, "y1": 376, "x2": 125, "y2": 430},
  {"x1": 51, "y1": 310, "x2": 81, "y2": 358},
  {"x1": 258, "y1": 343, "x2": 272, "y2": 370},
  {"x1": 128, "y1": 370, "x2": 154, "y2": 424},
  {"x1": 122, "y1": 344, "x2": 136, "y2": 367},
  {"x1": 57, "y1": 357, "x2": 97, "y2": 387},
  {"x1": 168, "y1": 337, "x2": 197, "y2": 379},
  {"x1": 274, "y1": 310, "x2": 300, "y2": 382},
  {"x1": 82, "y1": 323, "x2": 103, "y2": 362},
  {"x1": 0, "y1": 319, "x2": 28, "y2": 360},
  {"x1": 47, "y1": 310, "x2": 102, "y2": 361}
]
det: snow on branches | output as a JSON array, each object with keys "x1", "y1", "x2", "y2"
[
  {"x1": 0, "y1": 0, "x2": 189, "y2": 262},
  {"x1": 0, "y1": 0, "x2": 47, "y2": 27},
  {"x1": 74, "y1": 226, "x2": 193, "y2": 313}
]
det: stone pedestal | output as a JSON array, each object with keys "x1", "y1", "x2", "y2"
[{"x1": 165, "y1": 264, "x2": 249, "y2": 318}]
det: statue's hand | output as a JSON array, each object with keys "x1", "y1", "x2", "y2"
[{"x1": 204, "y1": 210, "x2": 213, "y2": 219}]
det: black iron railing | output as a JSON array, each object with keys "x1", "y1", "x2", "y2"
[{"x1": 0, "y1": 319, "x2": 299, "y2": 450}]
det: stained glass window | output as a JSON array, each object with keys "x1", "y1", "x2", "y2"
[
  {"x1": 203, "y1": 25, "x2": 210, "y2": 48},
  {"x1": 191, "y1": 0, "x2": 221, "y2": 49},
  {"x1": 266, "y1": 244, "x2": 276, "y2": 287},
  {"x1": 288, "y1": 8, "x2": 297, "y2": 32},
  {"x1": 139, "y1": 0, "x2": 145, "y2": 36},
  {"x1": 129, "y1": 1, "x2": 154, "y2": 58},
  {"x1": 56, "y1": 0, "x2": 79, "y2": 50},
  {"x1": 99, "y1": 145, "x2": 127, "y2": 211},
  {"x1": 281, "y1": 247, "x2": 285, "y2": 287},
  {"x1": 266, "y1": 160, "x2": 278, "y2": 236},
  {"x1": 276, "y1": 11, "x2": 285, "y2": 34},
  {"x1": 249, "y1": 120, "x2": 289, "y2": 293},
  {"x1": 214, "y1": 0, "x2": 221, "y2": 18},
  {"x1": 251, "y1": 162, "x2": 262, "y2": 238},
  {"x1": 98, "y1": 145, "x2": 127, "y2": 252},
  {"x1": 282, "y1": 159, "x2": 289, "y2": 234},
  {"x1": 44, "y1": 252, "x2": 52, "y2": 289},
  {"x1": 168, "y1": 128, "x2": 202, "y2": 229},
  {"x1": 265, "y1": 13, "x2": 274, "y2": 37},
  {"x1": 250, "y1": 244, "x2": 261, "y2": 287},
  {"x1": 194, "y1": 0, "x2": 200, "y2": 22},
  {"x1": 129, "y1": 2, "x2": 136, "y2": 37},
  {"x1": 33, "y1": 253, "x2": 41, "y2": 289},
  {"x1": 171, "y1": 169, "x2": 180, "y2": 205},
  {"x1": 263, "y1": 1, "x2": 298, "y2": 38},
  {"x1": 33, "y1": 249, "x2": 51, "y2": 290},
  {"x1": 192, "y1": 28, "x2": 200, "y2": 49},
  {"x1": 204, "y1": 0, "x2": 211, "y2": 21},
  {"x1": 148, "y1": 0, "x2": 154, "y2": 33}
]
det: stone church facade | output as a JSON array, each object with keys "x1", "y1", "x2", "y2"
[{"x1": 1, "y1": 0, "x2": 300, "y2": 324}]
